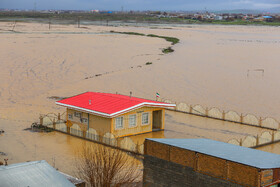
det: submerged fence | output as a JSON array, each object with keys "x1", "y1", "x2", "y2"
[
  {"x1": 159, "y1": 98, "x2": 280, "y2": 130},
  {"x1": 40, "y1": 114, "x2": 144, "y2": 154},
  {"x1": 40, "y1": 98, "x2": 280, "y2": 154},
  {"x1": 227, "y1": 131, "x2": 280, "y2": 148}
]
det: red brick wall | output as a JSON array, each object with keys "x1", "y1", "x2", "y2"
[
  {"x1": 261, "y1": 169, "x2": 273, "y2": 186},
  {"x1": 145, "y1": 140, "x2": 261, "y2": 187},
  {"x1": 170, "y1": 146, "x2": 196, "y2": 168},
  {"x1": 228, "y1": 162, "x2": 260, "y2": 187},
  {"x1": 197, "y1": 153, "x2": 227, "y2": 179},
  {"x1": 145, "y1": 140, "x2": 170, "y2": 161}
]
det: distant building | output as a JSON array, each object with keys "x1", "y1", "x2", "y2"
[
  {"x1": 91, "y1": 10, "x2": 99, "y2": 13},
  {"x1": 263, "y1": 16, "x2": 273, "y2": 22},
  {"x1": 0, "y1": 160, "x2": 85, "y2": 187},
  {"x1": 56, "y1": 92, "x2": 175, "y2": 138},
  {"x1": 214, "y1": 16, "x2": 223, "y2": 21},
  {"x1": 254, "y1": 16, "x2": 273, "y2": 22},
  {"x1": 144, "y1": 138, "x2": 280, "y2": 187}
]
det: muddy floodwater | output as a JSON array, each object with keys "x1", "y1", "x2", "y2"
[
  {"x1": 0, "y1": 110, "x2": 274, "y2": 175},
  {"x1": 1, "y1": 22, "x2": 280, "y2": 175}
]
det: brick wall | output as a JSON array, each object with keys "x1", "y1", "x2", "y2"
[
  {"x1": 144, "y1": 140, "x2": 262, "y2": 187},
  {"x1": 143, "y1": 155, "x2": 243, "y2": 187},
  {"x1": 227, "y1": 162, "x2": 260, "y2": 187},
  {"x1": 169, "y1": 146, "x2": 195, "y2": 168},
  {"x1": 197, "y1": 153, "x2": 227, "y2": 179}
]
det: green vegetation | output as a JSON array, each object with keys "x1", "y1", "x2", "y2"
[
  {"x1": 110, "y1": 31, "x2": 145, "y2": 36},
  {"x1": 162, "y1": 47, "x2": 174, "y2": 54},
  {"x1": 147, "y1": 34, "x2": 179, "y2": 45},
  {"x1": 1, "y1": 12, "x2": 280, "y2": 26},
  {"x1": 110, "y1": 31, "x2": 179, "y2": 45},
  {"x1": 110, "y1": 31, "x2": 179, "y2": 54},
  {"x1": 0, "y1": 11, "x2": 153, "y2": 22},
  {"x1": 145, "y1": 62, "x2": 153, "y2": 65}
]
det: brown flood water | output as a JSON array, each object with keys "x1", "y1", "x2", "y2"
[
  {"x1": 0, "y1": 22, "x2": 280, "y2": 175},
  {"x1": 0, "y1": 110, "x2": 274, "y2": 175}
]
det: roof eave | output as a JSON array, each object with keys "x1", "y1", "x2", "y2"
[{"x1": 55, "y1": 102, "x2": 176, "y2": 118}]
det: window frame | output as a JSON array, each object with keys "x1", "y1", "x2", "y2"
[
  {"x1": 129, "y1": 114, "x2": 137, "y2": 128},
  {"x1": 141, "y1": 112, "x2": 149, "y2": 125},
  {"x1": 81, "y1": 118, "x2": 88, "y2": 123},
  {"x1": 74, "y1": 112, "x2": 81, "y2": 118},
  {"x1": 68, "y1": 114, "x2": 73, "y2": 120},
  {"x1": 115, "y1": 116, "x2": 124, "y2": 130}
]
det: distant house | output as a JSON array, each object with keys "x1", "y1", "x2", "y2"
[
  {"x1": 254, "y1": 16, "x2": 273, "y2": 22},
  {"x1": 263, "y1": 16, "x2": 273, "y2": 22},
  {"x1": 56, "y1": 92, "x2": 175, "y2": 138},
  {"x1": 214, "y1": 16, "x2": 223, "y2": 21},
  {"x1": 0, "y1": 160, "x2": 85, "y2": 187},
  {"x1": 144, "y1": 138, "x2": 280, "y2": 187}
]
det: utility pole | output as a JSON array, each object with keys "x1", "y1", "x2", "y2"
[
  {"x1": 49, "y1": 18, "x2": 51, "y2": 30},
  {"x1": 34, "y1": 144, "x2": 37, "y2": 160},
  {"x1": 77, "y1": 17, "x2": 80, "y2": 28},
  {"x1": 12, "y1": 21, "x2": 16, "y2": 31},
  {"x1": 52, "y1": 156, "x2": 56, "y2": 168}
]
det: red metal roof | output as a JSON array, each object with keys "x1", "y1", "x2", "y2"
[{"x1": 55, "y1": 92, "x2": 176, "y2": 118}]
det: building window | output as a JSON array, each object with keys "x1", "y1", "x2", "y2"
[
  {"x1": 115, "y1": 117, "x2": 123, "y2": 129},
  {"x1": 81, "y1": 118, "x2": 88, "y2": 123},
  {"x1": 129, "y1": 114, "x2": 137, "y2": 127},
  {"x1": 142, "y1": 113, "x2": 149, "y2": 125},
  {"x1": 74, "y1": 112, "x2": 81, "y2": 118},
  {"x1": 68, "y1": 114, "x2": 73, "y2": 119}
]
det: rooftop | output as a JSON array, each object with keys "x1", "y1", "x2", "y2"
[
  {"x1": 56, "y1": 92, "x2": 175, "y2": 118},
  {"x1": 146, "y1": 138, "x2": 280, "y2": 169},
  {"x1": 0, "y1": 160, "x2": 74, "y2": 187}
]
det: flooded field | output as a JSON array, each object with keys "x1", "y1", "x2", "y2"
[
  {"x1": 1, "y1": 21, "x2": 280, "y2": 175},
  {"x1": 0, "y1": 110, "x2": 273, "y2": 175}
]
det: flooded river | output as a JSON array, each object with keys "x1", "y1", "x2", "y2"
[{"x1": 1, "y1": 21, "x2": 280, "y2": 175}]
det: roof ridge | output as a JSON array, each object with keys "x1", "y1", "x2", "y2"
[
  {"x1": 90, "y1": 92, "x2": 159, "y2": 103},
  {"x1": 0, "y1": 160, "x2": 46, "y2": 170}
]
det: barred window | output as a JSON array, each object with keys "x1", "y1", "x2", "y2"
[
  {"x1": 115, "y1": 117, "x2": 123, "y2": 129},
  {"x1": 74, "y1": 112, "x2": 81, "y2": 118},
  {"x1": 129, "y1": 114, "x2": 137, "y2": 127},
  {"x1": 142, "y1": 113, "x2": 149, "y2": 125},
  {"x1": 68, "y1": 114, "x2": 73, "y2": 119},
  {"x1": 81, "y1": 118, "x2": 88, "y2": 123}
]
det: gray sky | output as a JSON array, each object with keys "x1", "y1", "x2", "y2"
[{"x1": 1, "y1": 0, "x2": 280, "y2": 11}]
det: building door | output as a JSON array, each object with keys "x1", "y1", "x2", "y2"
[{"x1": 152, "y1": 110, "x2": 162, "y2": 130}]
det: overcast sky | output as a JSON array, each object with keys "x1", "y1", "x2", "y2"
[{"x1": 1, "y1": 0, "x2": 280, "y2": 11}]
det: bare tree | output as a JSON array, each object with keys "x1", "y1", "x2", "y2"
[{"x1": 75, "y1": 143, "x2": 142, "y2": 187}]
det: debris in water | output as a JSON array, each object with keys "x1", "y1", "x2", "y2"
[
  {"x1": 47, "y1": 96, "x2": 68, "y2": 100},
  {"x1": 0, "y1": 152, "x2": 7, "y2": 156}
]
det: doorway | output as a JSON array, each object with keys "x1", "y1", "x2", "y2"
[{"x1": 152, "y1": 110, "x2": 162, "y2": 130}]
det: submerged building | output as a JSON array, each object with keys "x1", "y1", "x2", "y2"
[
  {"x1": 144, "y1": 138, "x2": 280, "y2": 187},
  {"x1": 56, "y1": 92, "x2": 175, "y2": 138}
]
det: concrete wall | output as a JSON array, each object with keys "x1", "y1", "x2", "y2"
[
  {"x1": 159, "y1": 98, "x2": 280, "y2": 130},
  {"x1": 42, "y1": 115, "x2": 145, "y2": 154}
]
